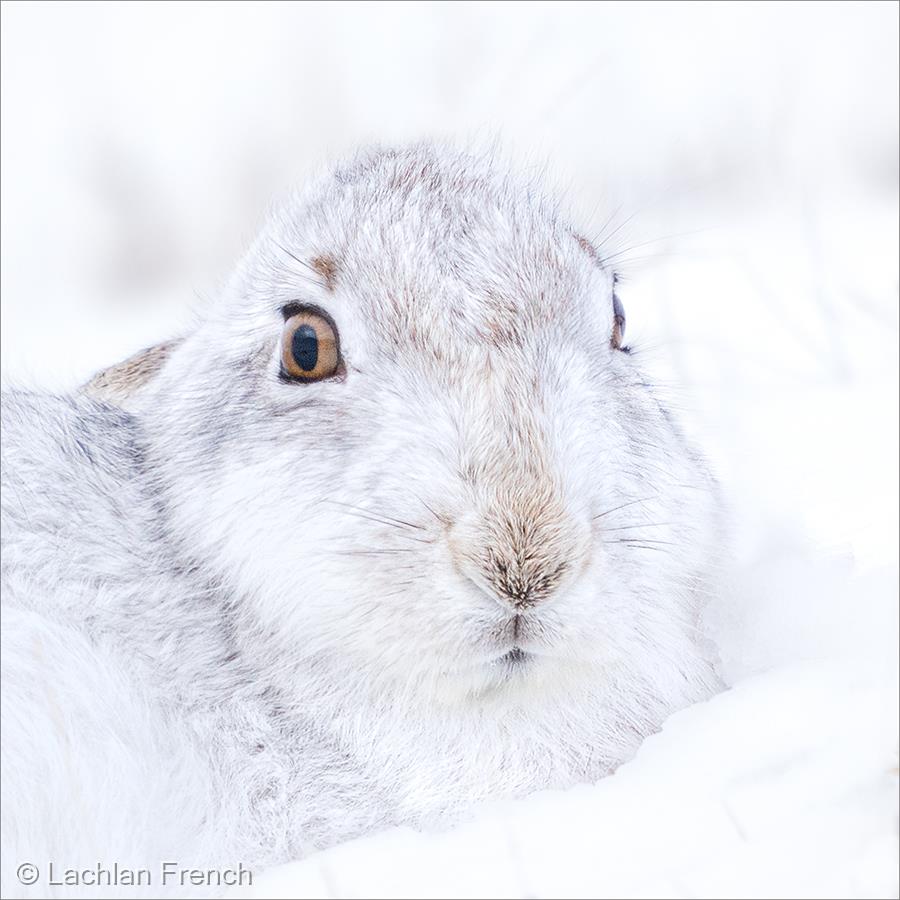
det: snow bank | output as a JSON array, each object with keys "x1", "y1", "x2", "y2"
[
  {"x1": 233, "y1": 661, "x2": 897, "y2": 899},
  {"x1": 231, "y1": 517, "x2": 898, "y2": 899}
]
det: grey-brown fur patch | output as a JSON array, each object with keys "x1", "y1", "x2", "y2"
[
  {"x1": 574, "y1": 233, "x2": 600, "y2": 263},
  {"x1": 310, "y1": 255, "x2": 339, "y2": 292},
  {"x1": 84, "y1": 340, "x2": 181, "y2": 405}
]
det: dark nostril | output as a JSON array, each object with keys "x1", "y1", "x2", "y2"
[
  {"x1": 503, "y1": 585, "x2": 535, "y2": 609},
  {"x1": 450, "y1": 512, "x2": 585, "y2": 611},
  {"x1": 482, "y1": 555, "x2": 569, "y2": 610},
  {"x1": 459, "y1": 563, "x2": 536, "y2": 611}
]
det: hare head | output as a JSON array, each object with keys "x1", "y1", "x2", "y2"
[{"x1": 99, "y1": 144, "x2": 721, "y2": 723}]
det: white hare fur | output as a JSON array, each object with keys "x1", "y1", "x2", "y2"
[{"x1": 1, "y1": 144, "x2": 724, "y2": 897}]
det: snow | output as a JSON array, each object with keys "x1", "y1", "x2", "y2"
[
  {"x1": 232, "y1": 519, "x2": 899, "y2": 898},
  {"x1": 2, "y1": 2, "x2": 897, "y2": 897},
  {"x1": 232, "y1": 662, "x2": 897, "y2": 900}
]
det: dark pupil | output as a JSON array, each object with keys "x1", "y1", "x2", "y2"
[{"x1": 291, "y1": 324, "x2": 318, "y2": 372}]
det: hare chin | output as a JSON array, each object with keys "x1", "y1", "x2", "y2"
[{"x1": 428, "y1": 651, "x2": 592, "y2": 707}]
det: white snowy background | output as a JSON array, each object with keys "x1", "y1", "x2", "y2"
[{"x1": 1, "y1": 2, "x2": 897, "y2": 897}]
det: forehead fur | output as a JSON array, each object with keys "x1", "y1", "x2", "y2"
[{"x1": 250, "y1": 144, "x2": 610, "y2": 355}]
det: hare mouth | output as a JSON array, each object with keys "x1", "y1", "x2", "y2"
[{"x1": 479, "y1": 614, "x2": 557, "y2": 670}]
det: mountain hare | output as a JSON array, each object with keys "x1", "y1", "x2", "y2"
[{"x1": 1, "y1": 144, "x2": 723, "y2": 897}]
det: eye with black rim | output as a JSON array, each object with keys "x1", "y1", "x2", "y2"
[{"x1": 280, "y1": 307, "x2": 341, "y2": 382}]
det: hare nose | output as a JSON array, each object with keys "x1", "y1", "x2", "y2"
[
  {"x1": 484, "y1": 554, "x2": 572, "y2": 610},
  {"x1": 450, "y1": 511, "x2": 590, "y2": 611}
]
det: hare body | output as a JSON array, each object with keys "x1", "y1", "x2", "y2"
[{"x1": 1, "y1": 145, "x2": 723, "y2": 896}]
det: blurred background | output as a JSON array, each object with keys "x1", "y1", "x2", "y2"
[{"x1": 1, "y1": 1, "x2": 897, "y2": 627}]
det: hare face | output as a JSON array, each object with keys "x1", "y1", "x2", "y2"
[{"x1": 138, "y1": 146, "x2": 721, "y2": 713}]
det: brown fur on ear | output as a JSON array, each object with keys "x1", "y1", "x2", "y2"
[{"x1": 83, "y1": 340, "x2": 181, "y2": 406}]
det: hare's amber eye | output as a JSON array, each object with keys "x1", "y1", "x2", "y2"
[{"x1": 281, "y1": 310, "x2": 340, "y2": 382}]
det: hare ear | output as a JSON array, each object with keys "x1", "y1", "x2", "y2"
[{"x1": 83, "y1": 339, "x2": 182, "y2": 408}]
